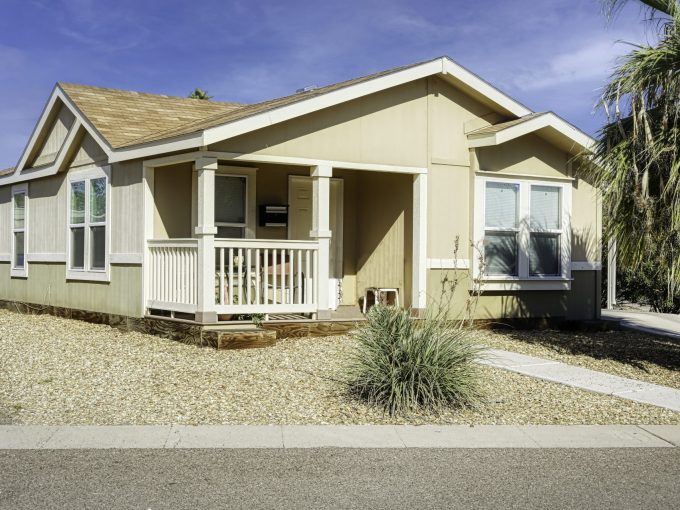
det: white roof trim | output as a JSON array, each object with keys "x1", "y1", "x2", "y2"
[
  {"x1": 467, "y1": 112, "x2": 594, "y2": 152},
  {"x1": 441, "y1": 59, "x2": 531, "y2": 117},
  {"x1": 2, "y1": 86, "x2": 112, "y2": 184},
  {"x1": 1, "y1": 119, "x2": 83, "y2": 185}
]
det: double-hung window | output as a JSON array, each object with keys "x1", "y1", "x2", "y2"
[
  {"x1": 529, "y1": 185, "x2": 562, "y2": 276},
  {"x1": 475, "y1": 176, "x2": 571, "y2": 290},
  {"x1": 215, "y1": 174, "x2": 248, "y2": 238},
  {"x1": 67, "y1": 166, "x2": 110, "y2": 281},
  {"x1": 483, "y1": 182, "x2": 520, "y2": 276},
  {"x1": 11, "y1": 184, "x2": 28, "y2": 278}
]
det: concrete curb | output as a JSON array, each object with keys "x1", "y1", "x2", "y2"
[{"x1": 1, "y1": 425, "x2": 678, "y2": 450}]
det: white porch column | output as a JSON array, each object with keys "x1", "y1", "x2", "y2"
[
  {"x1": 141, "y1": 164, "x2": 155, "y2": 316},
  {"x1": 412, "y1": 173, "x2": 428, "y2": 315},
  {"x1": 607, "y1": 236, "x2": 617, "y2": 310},
  {"x1": 194, "y1": 157, "x2": 218, "y2": 323},
  {"x1": 310, "y1": 164, "x2": 332, "y2": 320}
]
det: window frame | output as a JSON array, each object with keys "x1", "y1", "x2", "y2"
[
  {"x1": 65, "y1": 165, "x2": 111, "y2": 282},
  {"x1": 214, "y1": 173, "x2": 248, "y2": 238},
  {"x1": 192, "y1": 165, "x2": 257, "y2": 239},
  {"x1": 473, "y1": 175, "x2": 572, "y2": 291},
  {"x1": 10, "y1": 183, "x2": 28, "y2": 278}
]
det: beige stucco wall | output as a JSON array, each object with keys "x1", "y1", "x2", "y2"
[
  {"x1": 28, "y1": 172, "x2": 68, "y2": 254},
  {"x1": 69, "y1": 131, "x2": 108, "y2": 169},
  {"x1": 571, "y1": 174, "x2": 602, "y2": 262},
  {"x1": 111, "y1": 160, "x2": 144, "y2": 255},
  {"x1": 0, "y1": 262, "x2": 142, "y2": 316},
  {"x1": 0, "y1": 158, "x2": 145, "y2": 317},
  {"x1": 31, "y1": 104, "x2": 75, "y2": 168},
  {"x1": 0, "y1": 71, "x2": 602, "y2": 321},
  {"x1": 203, "y1": 73, "x2": 601, "y2": 320},
  {"x1": 476, "y1": 134, "x2": 570, "y2": 179},
  {"x1": 210, "y1": 80, "x2": 430, "y2": 168},
  {"x1": 426, "y1": 164, "x2": 471, "y2": 259},
  {"x1": 153, "y1": 163, "x2": 193, "y2": 239}
]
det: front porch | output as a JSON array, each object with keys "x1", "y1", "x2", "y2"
[{"x1": 141, "y1": 151, "x2": 428, "y2": 324}]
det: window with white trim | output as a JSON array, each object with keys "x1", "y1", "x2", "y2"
[
  {"x1": 475, "y1": 176, "x2": 571, "y2": 288},
  {"x1": 67, "y1": 166, "x2": 110, "y2": 281},
  {"x1": 215, "y1": 174, "x2": 248, "y2": 238},
  {"x1": 11, "y1": 184, "x2": 28, "y2": 278}
]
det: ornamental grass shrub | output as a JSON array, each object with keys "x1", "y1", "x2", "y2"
[{"x1": 347, "y1": 305, "x2": 483, "y2": 416}]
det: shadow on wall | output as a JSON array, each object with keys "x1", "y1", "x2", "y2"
[{"x1": 486, "y1": 226, "x2": 599, "y2": 321}]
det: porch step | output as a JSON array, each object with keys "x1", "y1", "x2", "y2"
[{"x1": 214, "y1": 328, "x2": 277, "y2": 350}]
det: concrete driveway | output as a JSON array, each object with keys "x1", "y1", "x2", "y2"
[{"x1": 602, "y1": 309, "x2": 680, "y2": 339}]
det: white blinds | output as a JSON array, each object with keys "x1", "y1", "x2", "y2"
[
  {"x1": 13, "y1": 193, "x2": 25, "y2": 229},
  {"x1": 485, "y1": 182, "x2": 518, "y2": 229},
  {"x1": 530, "y1": 185, "x2": 560, "y2": 230},
  {"x1": 215, "y1": 176, "x2": 246, "y2": 224}
]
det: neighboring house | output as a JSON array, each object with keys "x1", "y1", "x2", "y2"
[{"x1": 0, "y1": 56, "x2": 601, "y2": 328}]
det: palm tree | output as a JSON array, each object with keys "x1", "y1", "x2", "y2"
[
  {"x1": 590, "y1": 0, "x2": 680, "y2": 310},
  {"x1": 188, "y1": 88, "x2": 213, "y2": 100}
]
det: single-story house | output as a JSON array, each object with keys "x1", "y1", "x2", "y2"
[{"x1": 0, "y1": 56, "x2": 601, "y2": 334}]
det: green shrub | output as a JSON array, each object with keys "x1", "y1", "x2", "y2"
[{"x1": 347, "y1": 305, "x2": 483, "y2": 416}]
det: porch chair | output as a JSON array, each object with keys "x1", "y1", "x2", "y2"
[{"x1": 362, "y1": 287, "x2": 400, "y2": 314}]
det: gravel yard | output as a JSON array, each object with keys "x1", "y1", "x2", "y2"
[
  {"x1": 471, "y1": 327, "x2": 680, "y2": 390},
  {"x1": 0, "y1": 309, "x2": 678, "y2": 425}
]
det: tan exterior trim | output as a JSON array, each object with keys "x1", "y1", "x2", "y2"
[
  {"x1": 110, "y1": 253, "x2": 143, "y2": 264},
  {"x1": 26, "y1": 253, "x2": 66, "y2": 263},
  {"x1": 426, "y1": 258, "x2": 470, "y2": 270},
  {"x1": 475, "y1": 170, "x2": 574, "y2": 182},
  {"x1": 571, "y1": 261, "x2": 601, "y2": 271},
  {"x1": 143, "y1": 150, "x2": 428, "y2": 175}
]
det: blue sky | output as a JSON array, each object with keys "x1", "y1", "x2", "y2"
[{"x1": 0, "y1": 0, "x2": 654, "y2": 169}]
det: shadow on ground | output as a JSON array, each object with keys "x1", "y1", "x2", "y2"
[{"x1": 493, "y1": 327, "x2": 680, "y2": 373}]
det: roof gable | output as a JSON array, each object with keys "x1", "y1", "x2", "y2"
[
  {"x1": 467, "y1": 112, "x2": 593, "y2": 154},
  {"x1": 2, "y1": 56, "x2": 594, "y2": 180}
]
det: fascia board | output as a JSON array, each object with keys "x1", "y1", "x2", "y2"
[{"x1": 442, "y1": 58, "x2": 532, "y2": 117}]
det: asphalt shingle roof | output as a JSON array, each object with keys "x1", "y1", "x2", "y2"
[{"x1": 59, "y1": 58, "x2": 440, "y2": 150}]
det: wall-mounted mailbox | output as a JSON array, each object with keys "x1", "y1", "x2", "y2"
[{"x1": 259, "y1": 205, "x2": 288, "y2": 227}]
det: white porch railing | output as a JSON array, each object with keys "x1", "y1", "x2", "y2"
[
  {"x1": 215, "y1": 239, "x2": 319, "y2": 315},
  {"x1": 147, "y1": 239, "x2": 199, "y2": 313},
  {"x1": 146, "y1": 238, "x2": 319, "y2": 317}
]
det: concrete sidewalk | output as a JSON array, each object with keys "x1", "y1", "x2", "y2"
[
  {"x1": 1, "y1": 424, "x2": 678, "y2": 449},
  {"x1": 481, "y1": 349, "x2": 680, "y2": 412},
  {"x1": 602, "y1": 309, "x2": 680, "y2": 339}
]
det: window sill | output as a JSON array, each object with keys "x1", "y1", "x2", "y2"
[
  {"x1": 66, "y1": 269, "x2": 110, "y2": 282},
  {"x1": 479, "y1": 277, "x2": 572, "y2": 291},
  {"x1": 10, "y1": 268, "x2": 28, "y2": 279}
]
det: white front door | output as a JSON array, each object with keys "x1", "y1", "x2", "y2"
[{"x1": 288, "y1": 175, "x2": 344, "y2": 309}]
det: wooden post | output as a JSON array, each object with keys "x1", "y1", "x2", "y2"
[
  {"x1": 194, "y1": 157, "x2": 218, "y2": 323},
  {"x1": 412, "y1": 172, "x2": 428, "y2": 315},
  {"x1": 310, "y1": 164, "x2": 332, "y2": 320}
]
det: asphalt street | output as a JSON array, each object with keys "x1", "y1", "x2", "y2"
[{"x1": 1, "y1": 448, "x2": 678, "y2": 509}]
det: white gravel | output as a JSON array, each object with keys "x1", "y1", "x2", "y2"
[{"x1": 1, "y1": 309, "x2": 678, "y2": 425}]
